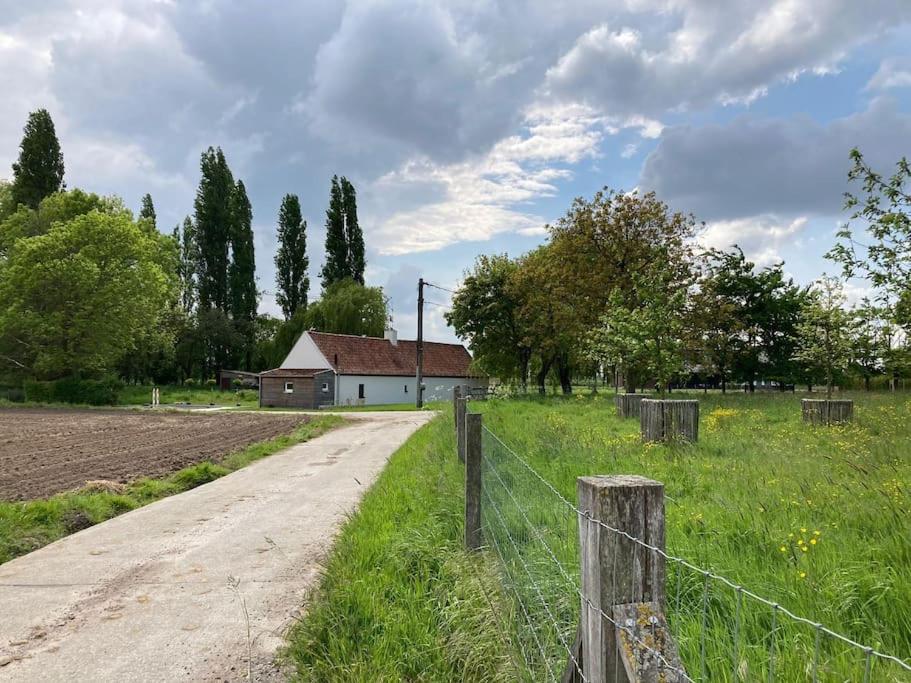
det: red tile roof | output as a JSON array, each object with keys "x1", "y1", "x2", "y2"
[{"x1": 308, "y1": 331, "x2": 475, "y2": 377}]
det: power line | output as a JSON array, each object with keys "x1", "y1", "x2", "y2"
[{"x1": 424, "y1": 281, "x2": 457, "y2": 295}]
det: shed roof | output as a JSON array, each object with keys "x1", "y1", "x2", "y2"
[
  {"x1": 308, "y1": 331, "x2": 474, "y2": 377},
  {"x1": 259, "y1": 368, "x2": 333, "y2": 378}
]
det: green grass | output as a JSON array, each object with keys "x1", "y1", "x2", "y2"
[
  {"x1": 285, "y1": 415, "x2": 520, "y2": 682},
  {"x1": 288, "y1": 392, "x2": 911, "y2": 681},
  {"x1": 0, "y1": 415, "x2": 344, "y2": 565},
  {"x1": 117, "y1": 383, "x2": 260, "y2": 407},
  {"x1": 472, "y1": 392, "x2": 911, "y2": 681}
]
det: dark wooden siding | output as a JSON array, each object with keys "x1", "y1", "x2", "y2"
[{"x1": 260, "y1": 371, "x2": 335, "y2": 408}]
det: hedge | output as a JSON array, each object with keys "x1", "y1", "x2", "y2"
[{"x1": 24, "y1": 377, "x2": 121, "y2": 406}]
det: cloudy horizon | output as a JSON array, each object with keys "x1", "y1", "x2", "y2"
[{"x1": 3, "y1": 1, "x2": 910, "y2": 343}]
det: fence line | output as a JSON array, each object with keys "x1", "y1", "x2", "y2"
[{"x1": 462, "y1": 395, "x2": 911, "y2": 681}]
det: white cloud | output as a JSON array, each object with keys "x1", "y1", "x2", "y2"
[
  {"x1": 867, "y1": 56, "x2": 911, "y2": 90},
  {"x1": 698, "y1": 215, "x2": 809, "y2": 266}
]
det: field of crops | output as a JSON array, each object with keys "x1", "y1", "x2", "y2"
[{"x1": 474, "y1": 392, "x2": 911, "y2": 681}]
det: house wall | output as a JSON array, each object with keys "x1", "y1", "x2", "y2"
[
  {"x1": 280, "y1": 332, "x2": 332, "y2": 370},
  {"x1": 260, "y1": 371, "x2": 335, "y2": 408},
  {"x1": 335, "y1": 375, "x2": 488, "y2": 406}
]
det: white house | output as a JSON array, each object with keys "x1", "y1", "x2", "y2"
[{"x1": 259, "y1": 328, "x2": 486, "y2": 408}]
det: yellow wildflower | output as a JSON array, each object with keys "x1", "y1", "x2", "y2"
[
  {"x1": 779, "y1": 546, "x2": 786, "y2": 552},
  {"x1": 810, "y1": 539, "x2": 817, "y2": 545}
]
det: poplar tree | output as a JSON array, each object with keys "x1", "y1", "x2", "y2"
[
  {"x1": 275, "y1": 193, "x2": 309, "y2": 320},
  {"x1": 139, "y1": 193, "x2": 157, "y2": 230},
  {"x1": 321, "y1": 175, "x2": 350, "y2": 288},
  {"x1": 340, "y1": 176, "x2": 365, "y2": 284},
  {"x1": 11, "y1": 109, "x2": 65, "y2": 209},
  {"x1": 228, "y1": 180, "x2": 257, "y2": 325},
  {"x1": 174, "y1": 216, "x2": 197, "y2": 313},
  {"x1": 193, "y1": 147, "x2": 234, "y2": 311}
]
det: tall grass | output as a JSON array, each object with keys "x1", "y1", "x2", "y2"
[
  {"x1": 473, "y1": 392, "x2": 911, "y2": 681},
  {"x1": 0, "y1": 415, "x2": 343, "y2": 564},
  {"x1": 286, "y1": 416, "x2": 519, "y2": 682}
]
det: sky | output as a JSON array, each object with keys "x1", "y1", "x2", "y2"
[{"x1": 2, "y1": 1, "x2": 911, "y2": 344}]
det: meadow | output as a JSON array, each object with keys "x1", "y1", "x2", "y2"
[
  {"x1": 474, "y1": 391, "x2": 911, "y2": 681},
  {"x1": 291, "y1": 391, "x2": 911, "y2": 681}
]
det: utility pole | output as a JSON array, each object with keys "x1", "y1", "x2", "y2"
[{"x1": 416, "y1": 277, "x2": 424, "y2": 408}]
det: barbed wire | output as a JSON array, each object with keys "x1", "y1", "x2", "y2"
[{"x1": 480, "y1": 423, "x2": 911, "y2": 679}]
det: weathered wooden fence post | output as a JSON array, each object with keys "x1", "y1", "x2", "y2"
[
  {"x1": 453, "y1": 386, "x2": 467, "y2": 461},
  {"x1": 640, "y1": 399, "x2": 699, "y2": 443},
  {"x1": 575, "y1": 475, "x2": 686, "y2": 682},
  {"x1": 615, "y1": 393, "x2": 647, "y2": 419},
  {"x1": 465, "y1": 413, "x2": 483, "y2": 551},
  {"x1": 801, "y1": 398, "x2": 853, "y2": 425}
]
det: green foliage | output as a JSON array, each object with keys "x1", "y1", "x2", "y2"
[
  {"x1": 0, "y1": 188, "x2": 125, "y2": 255},
  {"x1": 303, "y1": 279, "x2": 389, "y2": 337},
  {"x1": 0, "y1": 180, "x2": 13, "y2": 222},
  {"x1": 174, "y1": 216, "x2": 198, "y2": 314},
  {"x1": 829, "y1": 149, "x2": 911, "y2": 327},
  {"x1": 321, "y1": 175, "x2": 350, "y2": 288},
  {"x1": 139, "y1": 193, "x2": 157, "y2": 231},
  {"x1": 23, "y1": 376, "x2": 121, "y2": 405},
  {"x1": 341, "y1": 176, "x2": 365, "y2": 285},
  {"x1": 795, "y1": 277, "x2": 854, "y2": 398},
  {"x1": 0, "y1": 209, "x2": 175, "y2": 379},
  {"x1": 0, "y1": 416, "x2": 343, "y2": 564},
  {"x1": 447, "y1": 254, "x2": 532, "y2": 387},
  {"x1": 10, "y1": 109, "x2": 65, "y2": 210},
  {"x1": 228, "y1": 180, "x2": 257, "y2": 367},
  {"x1": 194, "y1": 147, "x2": 234, "y2": 312},
  {"x1": 275, "y1": 193, "x2": 310, "y2": 320},
  {"x1": 320, "y1": 175, "x2": 366, "y2": 289},
  {"x1": 287, "y1": 416, "x2": 517, "y2": 681}
]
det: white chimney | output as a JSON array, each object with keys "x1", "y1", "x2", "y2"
[{"x1": 384, "y1": 327, "x2": 398, "y2": 346}]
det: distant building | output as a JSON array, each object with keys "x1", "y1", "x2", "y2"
[{"x1": 258, "y1": 328, "x2": 486, "y2": 408}]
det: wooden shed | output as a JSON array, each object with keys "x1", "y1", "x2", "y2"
[{"x1": 258, "y1": 368, "x2": 336, "y2": 409}]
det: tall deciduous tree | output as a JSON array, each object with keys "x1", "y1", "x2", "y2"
[
  {"x1": 275, "y1": 194, "x2": 309, "y2": 320},
  {"x1": 303, "y1": 279, "x2": 388, "y2": 336},
  {"x1": 11, "y1": 109, "x2": 65, "y2": 210},
  {"x1": 194, "y1": 147, "x2": 234, "y2": 312},
  {"x1": 795, "y1": 276, "x2": 853, "y2": 400},
  {"x1": 0, "y1": 210, "x2": 174, "y2": 379},
  {"x1": 340, "y1": 176, "x2": 365, "y2": 284},
  {"x1": 321, "y1": 176, "x2": 349, "y2": 288},
  {"x1": 174, "y1": 216, "x2": 197, "y2": 314},
  {"x1": 139, "y1": 193, "x2": 157, "y2": 231},
  {"x1": 828, "y1": 149, "x2": 911, "y2": 329},
  {"x1": 446, "y1": 254, "x2": 532, "y2": 388},
  {"x1": 228, "y1": 180, "x2": 257, "y2": 325}
]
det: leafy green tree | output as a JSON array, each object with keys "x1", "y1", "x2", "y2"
[
  {"x1": 850, "y1": 300, "x2": 885, "y2": 391},
  {"x1": 139, "y1": 193, "x2": 157, "y2": 231},
  {"x1": 194, "y1": 147, "x2": 234, "y2": 311},
  {"x1": 446, "y1": 254, "x2": 532, "y2": 387},
  {"x1": 275, "y1": 194, "x2": 309, "y2": 319},
  {"x1": 174, "y1": 217, "x2": 198, "y2": 313},
  {"x1": 228, "y1": 180, "x2": 257, "y2": 323},
  {"x1": 321, "y1": 175, "x2": 350, "y2": 288},
  {"x1": 828, "y1": 149, "x2": 911, "y2": 329},
  {"x1": 794, "y1": 276, "x2": 853, "y2": 400},
  {"x1": 303, "y1": 279, "x2": 388, "y2": 337},
  {"x1": 228, "y1": 180, "x2": 257, "y2": 368},
  {"x1": 584, "y1": 289, "x2": 639, "y2": 391},
  {"x1": 340, "y1": 176, "x2": 365, "y2": 284},
  {"x1": 10, "y1": 109, "x2": 65, "y2": 210},
  {"x1": 0, "y1": 189, "x2": 124, "y2": 255},
  {"x1": 0, "y1": 180, "x2": 13, "y2": 222},
  {"x1": 0, "y1": 210, "x2": 174, "y2": 379}
]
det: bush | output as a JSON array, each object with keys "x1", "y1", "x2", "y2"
[{"x1": 24, "y1": 376, "x2": 122, "y2": 405}]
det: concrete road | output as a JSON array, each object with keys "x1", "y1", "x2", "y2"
[{"x1": 0, "y1": 411, "x2": 434, "y2": 682}]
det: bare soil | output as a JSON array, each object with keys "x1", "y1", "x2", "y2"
[{"x1": 0, "y1": 409, "x2": 310, "y2": 501}]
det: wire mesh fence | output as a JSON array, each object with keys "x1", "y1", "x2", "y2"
[{"x1": 465, "y1": 398, "x2": 911, "y2": 682}]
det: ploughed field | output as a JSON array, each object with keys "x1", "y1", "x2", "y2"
[{"x1": 0, "y1": 409, "x2": 309, "y2": 501}]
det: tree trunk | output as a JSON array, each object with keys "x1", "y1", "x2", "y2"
[
  {"x1": 721, "y1": 377, "x2": 727, "y2": 394},
  {"x1": 557, "y1": 353, "x2": 572, "y2": 395},
  {"x1": 536, "y1": 357, "x2": 553, "y2": 395},
  {"x1": 864, "y1": 375, "x2": 871, "y2": 392}
]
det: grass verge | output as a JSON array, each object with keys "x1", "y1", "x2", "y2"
[
  {"x1": 0, "y1": 415, "x2": 344, "y2": 565},
  {"x1": 285, "y1": 414, "x2": 519, "y2": 682}
]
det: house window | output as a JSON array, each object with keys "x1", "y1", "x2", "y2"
[
  {"x1": 284, "y1": 382, "x2": 294, "y2": 393},
  {"x1": 404, "y1": 384, "x2": 408, "y2": 393},
  {"x1": 321, "y1": 382, "x2": 329, "y2": 393},
  {"x1": 358, "y1": 383, "x2": 365, "y2": 399}
]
